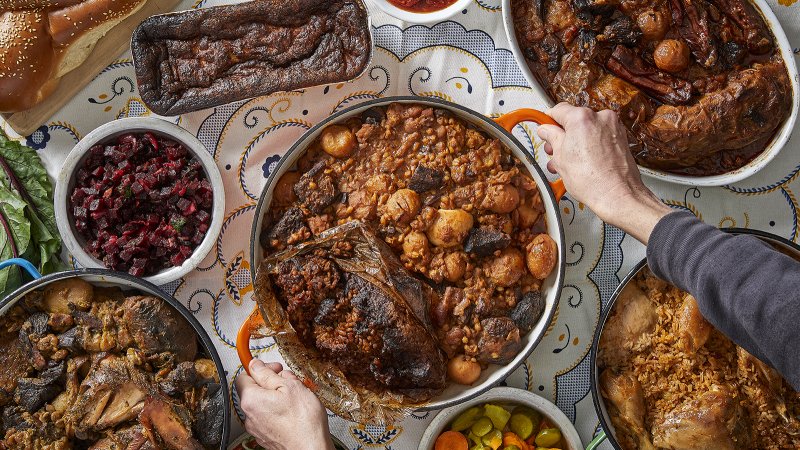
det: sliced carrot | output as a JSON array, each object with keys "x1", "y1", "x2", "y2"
[
  {"x1": 435, "y1": 430, "x2": 468, "y2": 450},
  {"x1": 503, "y1": 431, "x2": 528, "y2": 449}
]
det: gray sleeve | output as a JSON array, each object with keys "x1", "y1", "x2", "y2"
[{"x1": 646, "y1": 211, "x2": 800, "y2": 391}]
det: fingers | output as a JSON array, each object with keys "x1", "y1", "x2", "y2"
[
  {"x1": 546, "y1": 160, "x2": 559, "y2": 174},
  {"x1": 249, "y1": 359, "x2": 288, "y2": 390},
  {"x1": 279, "y1": 370, "x2": 300, "y2": 381},
  {"x1": 544, "y1": 142, "x2": 553, "y2": 156},
  {"x1": 537, "y1": 125, "x2": 565, "y2": 152},
  {"x1": 264, "y1": 362, "x2": 284, "y2": 373}
]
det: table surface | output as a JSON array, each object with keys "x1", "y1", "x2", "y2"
[{"x1": 3, "y1": 0, "x2": 799, "y2": 448}]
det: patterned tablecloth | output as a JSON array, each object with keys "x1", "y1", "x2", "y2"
[{"x1": 3, "y1": 0, "x2": 799, "y2": 448}]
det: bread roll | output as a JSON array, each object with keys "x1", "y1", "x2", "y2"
[{"x1": 0, "y1": 0, "x2": 148, "y2": 113}]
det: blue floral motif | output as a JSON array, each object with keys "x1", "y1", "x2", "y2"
[
  {"x1": 261, "y1": 155, "x2": 280, "y2": 178},
  {"x1": 25, "y1": 125, "x2": 50, "y2": 150}
]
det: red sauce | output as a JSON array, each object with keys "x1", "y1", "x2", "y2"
[{"x1": 388, "y1": 0, "x2": 458, "y2": 13}]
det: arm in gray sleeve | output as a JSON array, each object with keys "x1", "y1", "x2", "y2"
[{"x1": 646, "y1": 211, "x2": 800, "y2": 390}]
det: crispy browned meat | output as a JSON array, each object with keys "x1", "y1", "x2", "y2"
[
  {"x1": 121, "y1": 296, "x2": 198, "y2": 362},
  {"x1": 139, "y1": 397, "x2": 203, "y2": 450},
  {"x1": 272, "y1": 252, "x2": 447, "y2": 399},
  {"x1": 651, "y1": 385, "x2": 750, "y2": 449}
]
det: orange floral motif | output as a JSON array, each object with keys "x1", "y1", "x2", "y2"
[{"x1": 778, "y1": 0, "x2": 797, "y2": 6}]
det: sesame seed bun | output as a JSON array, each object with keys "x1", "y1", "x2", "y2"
[{"x1": 0, "y1": 0, "x2": 147, "y2": 113}]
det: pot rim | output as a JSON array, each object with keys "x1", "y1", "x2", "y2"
[
  {"x1": 499, "y1": 0, "x2": 800, "y2": 187},
  {"x1": 0, "y1": 264, "x2": 232, "y2": 450},
  {"x1": 588, "y1": 227, "x2": 800, "y2": 449},
  {"x1": 247, "y1": 95, "x2": 566, "y2": 412}
]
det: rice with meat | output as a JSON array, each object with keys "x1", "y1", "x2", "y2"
[{"x1": 599, "y1": 269, "x2": 800, "y2": 449}]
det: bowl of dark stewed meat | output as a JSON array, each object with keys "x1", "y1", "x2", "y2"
[
  {"x1": 0, "y1": 258, "x2": 230, "y2": 449},
  {"x1": 503, "y1": 0, "x2": 798, "y2": 186},
  {"x1": 55, "y1": 118, "x2": 225, "y2": 285},
  {"x1": 242, "y1": 97, "x2": 566, "y2": 420}
]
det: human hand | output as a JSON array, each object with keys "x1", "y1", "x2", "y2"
[
  {"x1": 536, "y1": 103, "x2": 672, "y2": 244},
  {"x1": 235, "y1": 360, "x2": 334, "y2": 450}
]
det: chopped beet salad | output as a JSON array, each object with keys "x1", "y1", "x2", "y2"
[{"x1": 70, "y1": 132, "x2": 213, "y2": 276}]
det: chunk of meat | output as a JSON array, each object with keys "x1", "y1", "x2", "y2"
[
  {"x1": 159, "y1": 361, "x2": 217, "y2": 397},
  {"x1": 90, "y1": 424, "x2": 154, "y2": 450},
  {"x1": 677, "y1": 294, "x2": 711, "y2": 352},
  {"x1": 510, "y1": 291, "x2": 545, "y2": 334},
  {"x1": 652, "y1": 385, "x2": 750, "y2": 449},
  {"x1": 599, "y1": 283, "x2": 657, "y2": 369},
  {"x1": 121, "y1": 296, "x2": 198, "y2": 361},
  {"x1": 192, "y1": 383, "x2": 225, "y2": 448},
  {"x1": 606, "y1": 45, "x2": 693, "y2": 105},
  {"x1": 42, "y1": 278, "x2": 94, "y2": 314},
  {"x1": 265, "y1": 207, "x2": 308, "y2": 249},
  {"x1": 637, "y1": 60, "x2": 792, "y2": 171},
  {"x1": 670, "y1": 0, "x2": 718, "y2": 67},
  {"x1": 139, "y1": 397, "x2": 203, "y2": 450},
  {"x1": 464, "y1": 228, "x2": 511, "y2": 257},
  {"x1": 477, "y1": 317, "x2": 522, "y2": 364},
  {"x1": 293, "y1": 160, "x2": 338, "y2": 214},
  {"x1": 0, "y1": 329, "x2": 30, "y2": 395},
  {"x1": 66, "y1": 356, "x2": 149, "y2": 434},
  {"x1": 708, "y1": 0, "x2": 772, "y2": 54},
  {"x1": 408, "y1": 165, "x2": 444, "y2": 193},
  {"x1": 600, "y1": 370, "x2": 656, "y2": 450},
  {"x1": 14, "y1": 361, "x2": 65, "y2": 413},
  {"x1": 598, "y1": 15, "x2": 641, "y2": 46}
]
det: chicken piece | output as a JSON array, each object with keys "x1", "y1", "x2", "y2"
[
  {"x1": 121, "y1": 296, "x2": 198, "y2": 362},
  {"x1": 652, "y1": 385, "x2": 750, "y2": 449},
  {"x1": 66, "y1": 356, "x2": 149, "y2": 434},
  {"x1": 42, "y1": 278, "x2": 94, "y2": 314},
  {"x1": 600, "y1": 370, "x2": 656, "y2": 450},
  {"x1": 139, "y1": 397, "x2": 203, "y2": 450},
  {"x1": 737, "y1": 347, "x2": 798, "y2": 432},
  {"x1": 677, "y1": 294, "x2": 711, "y2": 352},
  {"x1": 51, "y1": 356, "x2": 90, "y2": 414},
  {"x1": 90, "y1": 424, "x2": 155, "y2": 450},
  {"x1": 599, "y1": 283, "x2": 657, "y2": 368},
  {"x1": 159, "y1": 360, "x2": 218, "y2": 397}
]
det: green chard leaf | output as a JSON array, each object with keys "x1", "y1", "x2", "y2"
[{"x1": 0, "y1": 130, "x2": 62, "y2": 296}]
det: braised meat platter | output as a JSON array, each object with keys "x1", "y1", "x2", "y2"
[
  {"x1": 0, "y1": 279, "x2": 223, "y2": 449},
  {"x1": 512, "y1": 0, "x2": 793, "y2": 175}
]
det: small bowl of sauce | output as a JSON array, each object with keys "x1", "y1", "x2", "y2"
[{"x1": 369, "y1": 0, "x2": 471, "y2": 23}]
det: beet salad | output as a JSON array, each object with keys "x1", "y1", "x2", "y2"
[{"x1": 70, "y1": 132, "x2": 213, "y2": 277}]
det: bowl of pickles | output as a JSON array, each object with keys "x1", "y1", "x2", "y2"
[{"x1": 419, "y1": 387, "x2": 583, "y2": 450}]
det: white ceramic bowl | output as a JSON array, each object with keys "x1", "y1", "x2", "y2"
[
  {"x1": 368, "y1": 0, "x2": 472, "y2": 23},
  {"x1": 501, "y1": 0, "x2": 799, "y2": 187},
  {"x1": 418, "y1": 386, "x2": 584, "y2": 450},
  {"x1": 55, "y1": 117, "x2": 225, "y2": 285}
]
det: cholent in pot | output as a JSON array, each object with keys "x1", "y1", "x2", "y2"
[
  {"x1": 0, "y1": 279, "x2": 223, "y2": 448},
  {"x1": 259, "y1": 103, "x2": 557, "y2": 396}
]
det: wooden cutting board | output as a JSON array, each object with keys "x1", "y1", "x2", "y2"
[{"x1": 1, "y1": 0, "x2": 185, "y2": 136}]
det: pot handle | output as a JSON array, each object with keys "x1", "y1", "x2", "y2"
[
  {"x1": 494, "y1": 109, "x2": 567, "y2": 202},
  {"x1": 585, "y1": 431, "x2": 607, "y2": 450},
  {"x1": 0, "y1": 258, "x2": 42, "y2": 280},
  {"x1": 236, "y1": 307, "x2": 265, "y2": 376}
]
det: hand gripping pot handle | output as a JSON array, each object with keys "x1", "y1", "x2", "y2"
[{"x1": 494, "y1": 109, "x2": 567, "y2": 202}]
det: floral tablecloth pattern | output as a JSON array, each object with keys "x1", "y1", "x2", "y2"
[{"x1": 4, "y1": 0, "x2": 799, "y2": 448}]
